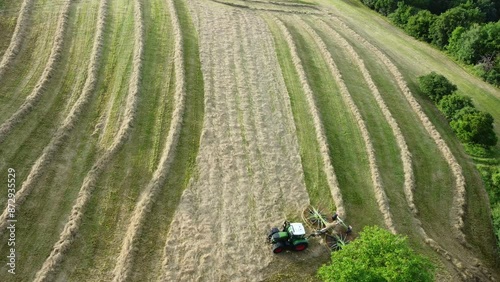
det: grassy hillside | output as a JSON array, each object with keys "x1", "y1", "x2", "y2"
[{"x1": 0, "y1": 0, "x2": 498, "y2": 281}]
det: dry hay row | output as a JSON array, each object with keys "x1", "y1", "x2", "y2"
[
  {"x1": 328, "y1": 16, "x2": 468, "y2": 242},
  {"x1": 314, "y1": 18, "x2": 488, "y2": 280},
  {"x1": 0, "y1": 0, "x2": 34, "y2": 79},
  {"x1": 32, "y1": 0, "x2": 144, "y2": 280},
  {"x1": 0, "y1": 0, "x2": 109, "y2": 236},
  {"x1": 111, "y1": 0, "x2": 185, "y2": 280},
  {"x1": 210, "y1": 0, "x2": 322, "y2": 15},
  {"x1": 271, "y1": 16, "x2": 345, "y2": 218},
  {"x1": 326, "y1": 16, "x2": 493, "y2": 279},
  {"x1": 296, "y1": 17, "x2": 396, "y2": 234},
  {"x1": 0, "y1": 0, "x2": 73, "y2": 144},
  {"x1": 236, "y1": 0, "x2": 319, "y2": 10},
  {"x1": 315, "y1": 19, "x2": 416, "y2": 214}
]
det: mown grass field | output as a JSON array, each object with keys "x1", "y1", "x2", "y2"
[{"x1": 0, "y1": 0, "x2": 498, "y2": 281}]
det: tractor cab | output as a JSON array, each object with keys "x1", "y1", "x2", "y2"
[
  {"x1": 287, "y1": 222, "x2": 306, "y2": 239},
  {"x1": 267, "y1": 221, "x2": 309, "y2": 253}
]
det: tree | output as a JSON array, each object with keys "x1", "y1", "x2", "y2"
[
  {"x1": 450, "y1": 106, "x2": 498, "y2": 146},
  {"x1": 317, "y1": 226, "x2": 435, "y2": 282},
  {"x1": 389, "y1": 2, "x2": 419, "y2": 27},
  {"x1": 447, "y1": 25, "x2": 484, "y2": 64},
  {"x1": 429, "y1": 4, "x2": 484, "y2": 48},
  {"x1": 405, "y1": 10, "x2": 437, "y2": 41},
  {"x1": 418, "y1": 72, "x2": 458, "y2": 102},
  {"x1": 437, "y1": 93, "x2": 474, "y2": 119}
]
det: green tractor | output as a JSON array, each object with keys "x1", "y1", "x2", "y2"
[{"x1": 267, "y1": 221, "x2": 309, "y2": 253}]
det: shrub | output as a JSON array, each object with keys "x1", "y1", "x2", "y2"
[
  {"x1": 450, "y1": 106, "x2": 497, "y2": 147},
  {"x1": 418, "y1": 71, "x2": 457, "y2": 102},
  {"x1": 437, "y1": 93, "x2": 473, "y2": 119},
  {"x1": 317, "y1": 226, "x2": 435, "y2": 282}
]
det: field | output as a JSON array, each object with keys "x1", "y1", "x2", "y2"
[{"x1": 0, "y1": 0, "x2": 499, "y2": 281}]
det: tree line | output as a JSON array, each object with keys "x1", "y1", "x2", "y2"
[{"x1": 361, "y1": 0, "x2": 500, "y2": 86}]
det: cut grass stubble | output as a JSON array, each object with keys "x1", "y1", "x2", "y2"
[
  {"x1": 0, "y1": 0, "x2": 109, "y2": 236},
  {"x1": 296, "y1": 16, "x2": 396, "y2": 234},
  {"x1": 271, "y1": 16, "x2": 345, "y2": 218},
  {"x1": 32, "y1": 0, "x2": 144, "y2": 280},
  {"x1": 0, "y1": 0, "x2": 34, "y2": 79},
  {"x1": 0, "y1": 0, "x2": 73, "y2": 144},
  {"x1": 325, "y1": 15, "x2": 493, "y2": 280},
  {"x1": 111, "y1": 0, "x2": 185, "y2": 280}
]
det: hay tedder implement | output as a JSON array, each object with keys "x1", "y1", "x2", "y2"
[{"x1": 267, "y1": 205, "x2": 354, "y2": 254}]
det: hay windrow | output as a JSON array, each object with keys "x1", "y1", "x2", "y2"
[
  {"x1": 0, "y1": 0, "x2": 109, "y2": 235},
  {"x1": 0, "y1": 0, "x2": 73, "y2": 144},
  {"x1": 111, "y1": 0, "x2": 185, "y2": 280},
  {"x1": 294, "y1": 17, "x2": 396, "y2": 233},
  {"x1": 272, "y1": 16, "x2": 345, "y2": 218},
  {"x1": 329, "y1": 16, "x2": 467, "y2": 242},
  {"x1": 325, "y1": 16, "x2": 492, "y2": 279},
  {"x1": 315, "y1": 19, "x2": 416, "y2": 215},
  {"x1": 0, "y1": 0, "x2": 34, "y2": 79},
  {"x1": 33, "y1": 0, "x2": 144, "y2": 280}
]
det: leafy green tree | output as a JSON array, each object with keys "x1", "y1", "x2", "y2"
[
  {"x1": 447, "y1": 25, "x2": 484, "y2": 64},
  {"x1": 430, "y1": 4, "x2": 484, "y2": 48},
  {"x1": 437, "y1": 93, "x2": 474, "y2": 119},
  {"x1": 389, "y1": 2, "x2": 419, "y2": 27},
  {"x1": 317, "y1": 226, "x2": 435, "y2": 282},
  {"x1": 405, "y1": 10, "x2": 437, "y2": 41},
  {"x1": 450, "y1": 106, "x2": 498, "y2": 146},
  {"x1": 418, "y1": 72, "x2": 458, "y2": 102}
]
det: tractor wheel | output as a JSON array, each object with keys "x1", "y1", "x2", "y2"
[
  {"x1": 272, "y1": 242, "x2": 285, "y2": 254},
  {"x1": 294, "y1": 243, "x2": 308, "y2": 251}
]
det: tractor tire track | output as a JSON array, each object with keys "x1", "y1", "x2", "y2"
[
  {"x1": 0, "y1": 0, "x2": 34, "y2": 80},
  {"x1": 111, "y1": 0, "x2": 184, "y2": 280},
  {"x1": 0, "y1": 0, "x2": 109, "y2": 236},
  {"x1": 32, "y1": 0, "x2": 144, "y2": 280},
  {"x1": 271, "y1": 16, "x2": 345, "y2": 218},
  {"x1": 0, "y1": 0, "x2": 73, "y2": 144},
  {"x1": 326, "y1": 15, "x2": 493, "y2": 280},
  {"x1": 295, "y1": 17, "x2": 396, "y2": 234},
  {"x1": 160, "y1": 1, "x2": 309, "y2": 280}
]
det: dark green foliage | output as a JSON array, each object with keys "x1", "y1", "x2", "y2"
[
  {"x1": 447, "y1": 25, "x2": 483, "y2": 64},
  {"x1": 389, "y1": 2, "x2": 419, "y2": 27},
  {"x1": 317, "y1": 226, "x2": 435, "y2": 282},
  {"x1": 429, "y1": 4, "x2": 484, "y2": 48},
  {"x1": 477, "y1": 165, "x2": 500, "y2": 247},
  {"x1": 437, "y1": 93, "x2": 474, "y2": 119},
  {"x1": 448, "y1": 21, "x2": 500, "y2": 65},
  {"x1": 405, "y1": 10, "x2": 437, "y2": 41},
  {"x1": 418, "y1": 71, "x2": 457, "y2": 102},
  {"x1": 361, "y1": 0, "x2": 398, "y2": 15},
  {"x1": 450, "y1": 107, "x2": 497, "y2": 146},
  {"x1": 492, "y1": 203, "x2": 500, "y2": 247}
]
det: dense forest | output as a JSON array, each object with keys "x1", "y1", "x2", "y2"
[{"x1": 360, "y1": 0, "x2": 500, "y2": 86}]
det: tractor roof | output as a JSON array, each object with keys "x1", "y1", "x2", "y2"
[{"x1": 290, "y1": 223, "x2": 306, "y2": 235}]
